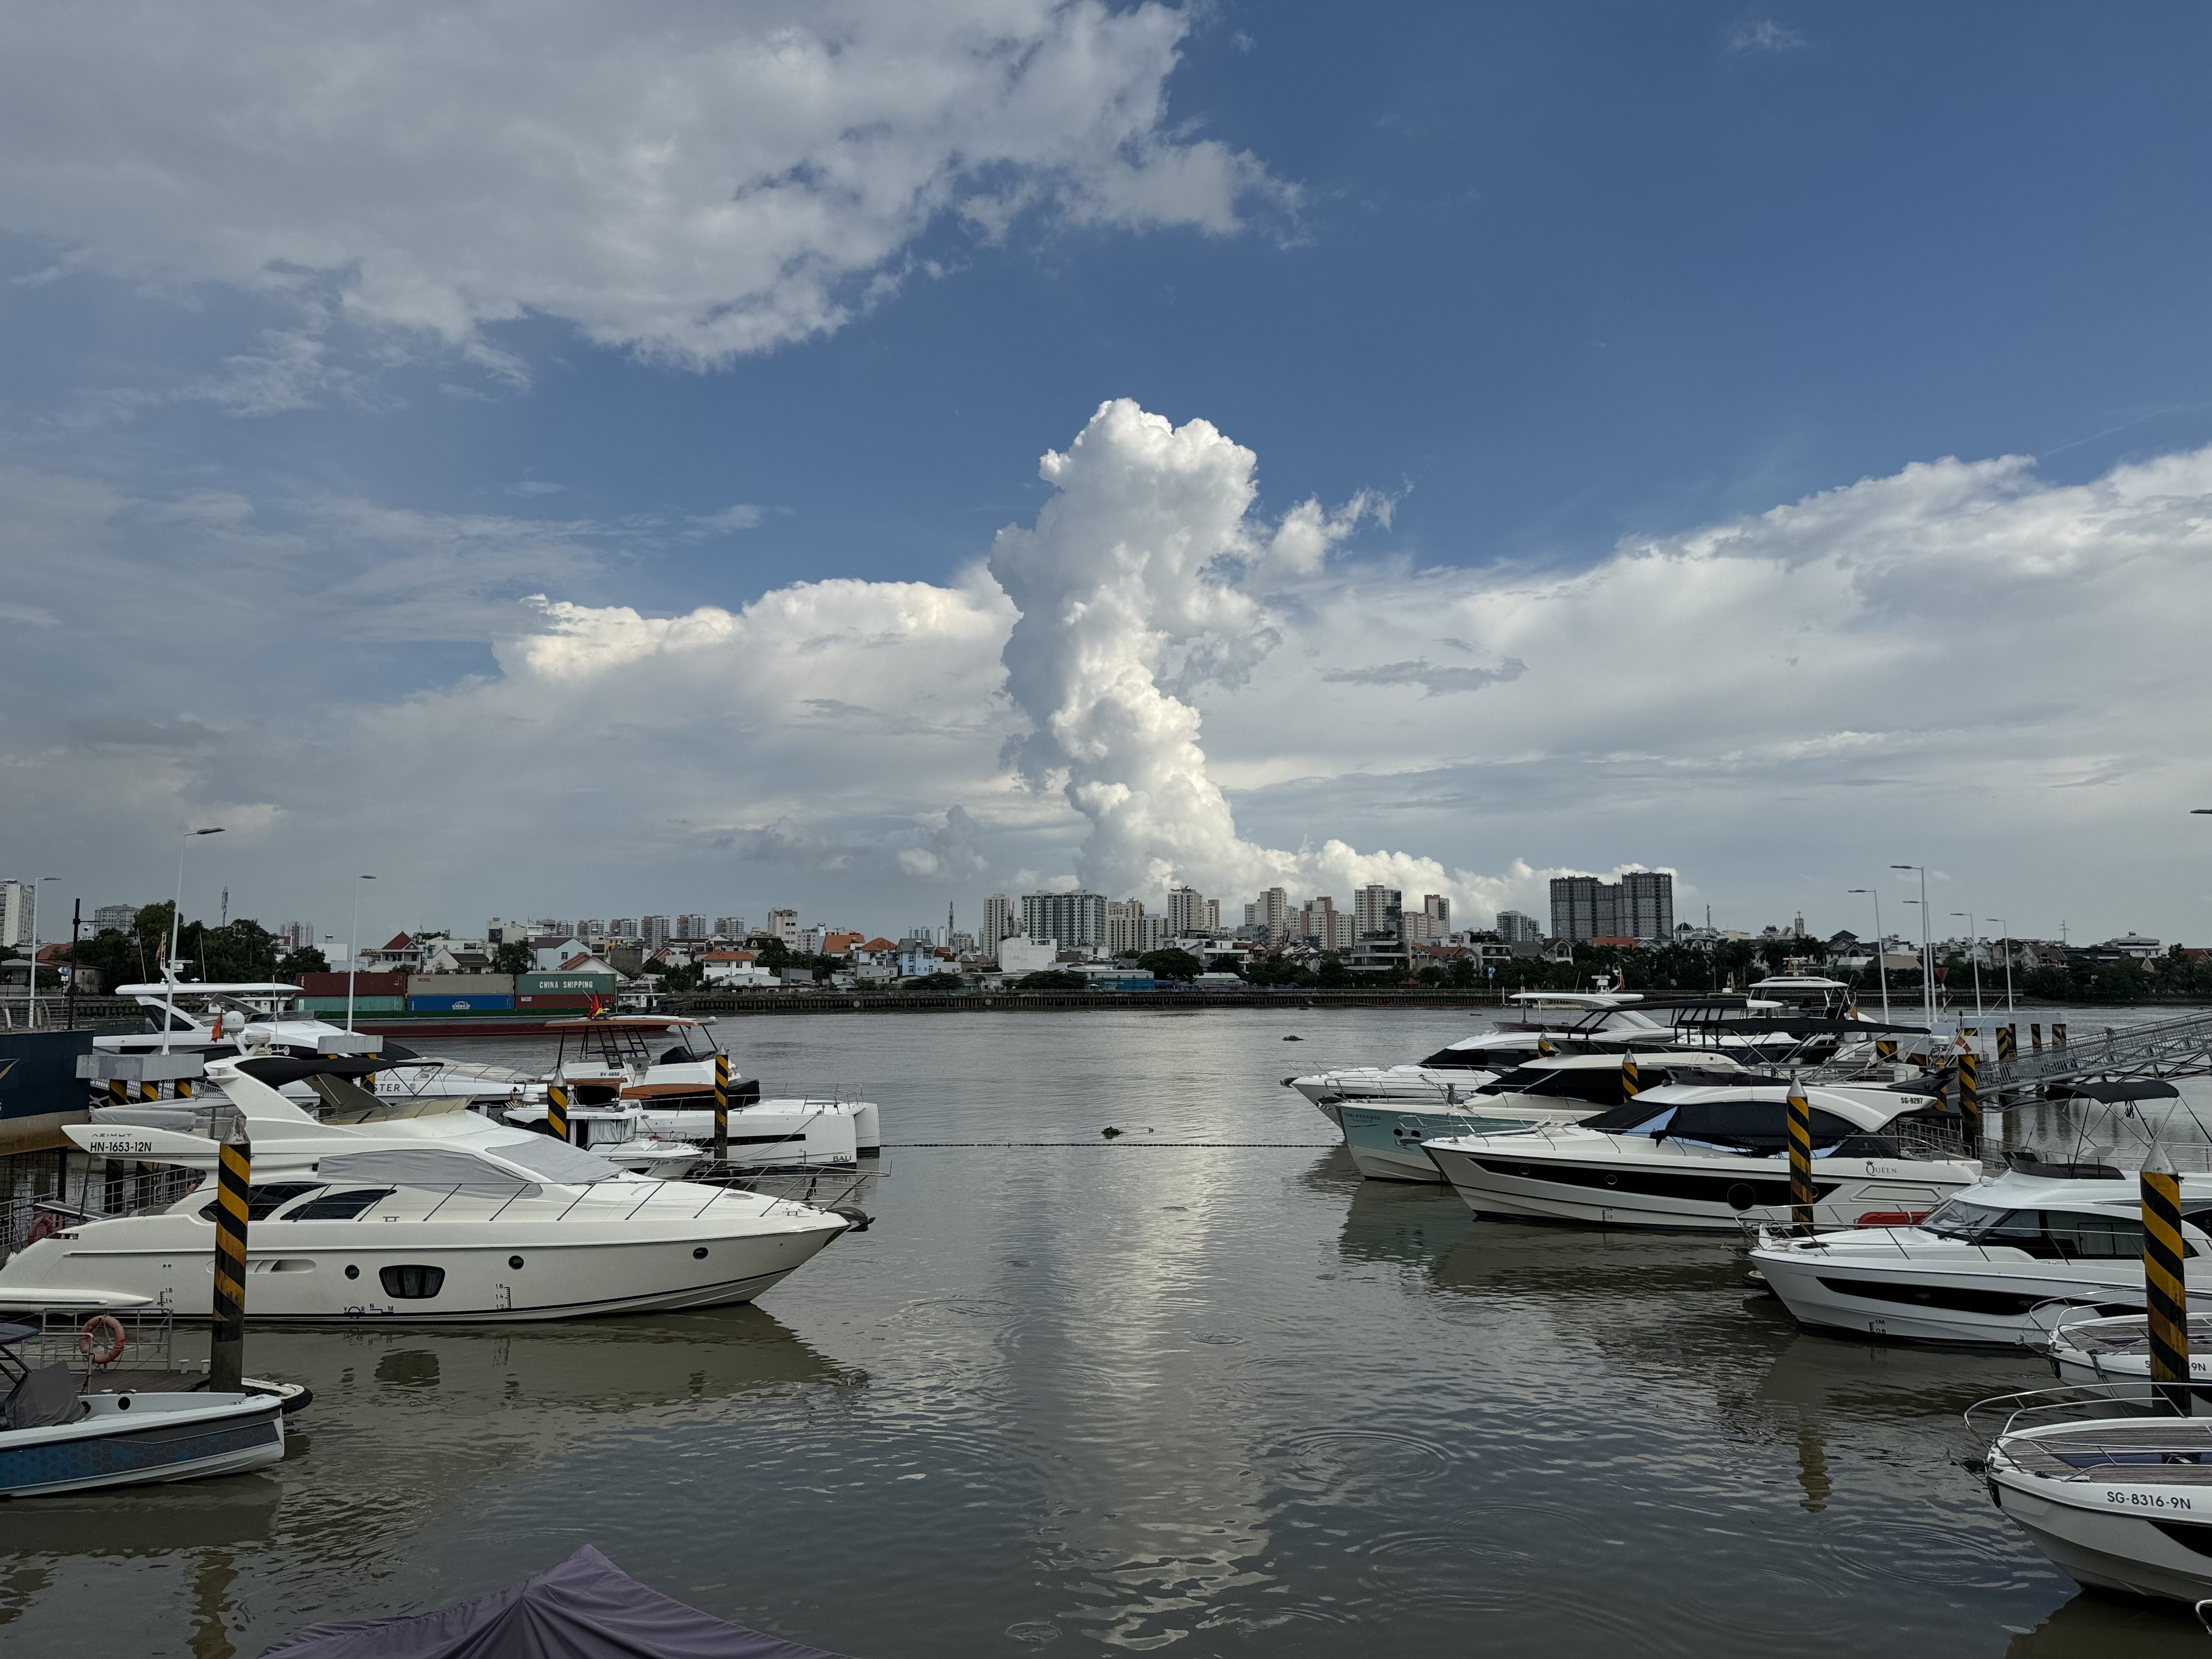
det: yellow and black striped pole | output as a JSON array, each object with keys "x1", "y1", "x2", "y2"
[
  {"x1": 1957, "y1": 1051, "x2": 1980, "y2": 1132},
  {"x1": 2052, "y1": 1022, "x2": 2068, "y2": 1052},
  {"x1": 1996, "y1": 1025, "x2": 2017, "y2": 1067},
  {"x1": 713, "y1": 1051, "x2": 730, "y2": 1163},
  {"x1": 546, "y1": 1082, "x2": 571, "y2": 1144},
  {"x1": 1875, "y1": 1039, "x2": 1897, "y2": 1065},
  {"x1": 176, "y1": 1077, "x2": 193, "y2": 1099},
  {"x1": 210, "y1": 1132, "x2": 250, "y2": 1393},
  {"x1": 107, "y1": 1079, "x2": 126, "y2": 1106},
  {"x1": 139, "y1": 1081, "x2": 159, "y2": 1103},
  {"x1": 1787, "y1": 1084, "x2": 1815, "y2": 1227},
  {"x1": 2142, "y1": 1144, "x2": 2191, "y2": 1417},
  {"x1": 1537, "y1": 1036, "x2": 1556, "y2": 1058},
  {"x1": 1620, "y1": 1054, "x2": 1641, "y2": 1100},
  {"x1": 2030, "y1": 1023, "x2": 2044, "y2": 1053}
]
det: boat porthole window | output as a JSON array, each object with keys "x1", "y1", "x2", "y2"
[
  {"x1": 116, "y1": 1396, "x2": 132, "y2": 1410},
  {"x1": 693, "y1": 1247, "x2": 709, "y2": 1260},
  {"x1": 344, "y1": 1264, "x2": 360, "y2": 1279},
  {"x1": 1604, "y1": 1174, "x2": 1619, "y2": 1186},
  {"x1": 509, "y1": 1255, "x2": 524, "y2": 1270},
  {"x1": 1725, "y1": 1184, "x2": 1757, "y2": 1212}
]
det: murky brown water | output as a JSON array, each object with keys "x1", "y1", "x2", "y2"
[{"x1": 2, "y1": 1006, "x2": 2207, "y2": 1656}]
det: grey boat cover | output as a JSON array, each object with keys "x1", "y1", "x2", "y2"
[{"x1": 262, "y1": 1545, "x2": 848, "y2": 1659}]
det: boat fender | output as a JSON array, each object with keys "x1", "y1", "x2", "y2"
[
  {"x1": 78, "y1": 1314, "x2": 127, "y2": 1367},
  {"x1": 828, "y1": 1205, "x2": 873, "y2": 1233}
]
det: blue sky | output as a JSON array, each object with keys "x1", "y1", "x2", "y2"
[{"x1": 2, "y1": 2, "x2": 2209, "y2": 944}]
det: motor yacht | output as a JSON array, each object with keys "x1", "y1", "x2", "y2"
[
  {"x1": 1749, "y1": 1167, "x2": 2212, "y2": 1346},
  {"x1": 1981, "y1": 1397, "x2": 2212, "y2": 1602},
  {"x1": 5, "y1": 1059, "x2": 856, "y2": 1323},
  {"x1": 524, "y1": 1016, "x2": 882, "y2": 1155},
  {"x1": 1422, "y1": 1083, "x2": 1976, "y2": 1231},
  {"x1": 1337, "y1": 1051, "x2": 1762, "y2": 1182}
]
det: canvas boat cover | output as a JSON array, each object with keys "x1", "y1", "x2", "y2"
[{"x1": 263, "y1": 1545, "x2": 849, "y2": 1659}]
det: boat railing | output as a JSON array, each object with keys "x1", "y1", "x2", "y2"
[
  {"x1": 398, "y1": 1178, "x2": 829, "y2": 1227},
  {"x1": 1964, "y1": 1384, "x2": 2212, "y2": 1463},
  {"x1": 0, "y1": 1169, "x2": 204, "y2": 1265},
  {"x1": 8, "y1": 1304, "x2": 182, "y2": 1380}
]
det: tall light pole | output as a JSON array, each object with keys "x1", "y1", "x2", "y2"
[
  {"x1": 346, "y1": 876, "x2": 377, "y2": 1032},
  {"x1": 19, "y1": 876, "x2": 58, "y2": 1028},
  {"x1": 1950, "y1": 912, "x2": 1984, "y2": 1015},
  {"x1": 1989, "y1": 915, "x2": 2016, "y2": 1013},
  {"x1": 166, "y1": 830, "x2": 224, "y2": 1051},
  {"x1": 1893, "y1": 865, "x2": 1934, "y2": 1028},
  {"x1": 1847, "y1": 888, "x2": 1890, "y2": 1022}
]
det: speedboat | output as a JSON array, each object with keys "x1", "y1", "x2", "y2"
[
  {"x1": 1982, "y1": 1396, "x2": 2212, "y2": 1601},
  {"x1": 1336, "y1": 1051, "x2": 1762, "y2": 1182},
  {"x1": 1750, "y1": 1167, "x2": 2212, "y2": 1346},
  {"x1": 1423, "y1": 1083, "x2": 1976, "y2": 1231},
  {"x1": 5, "y1": 1059, "x2": 857, "y2": 1323},
  {"x1": 2043, "y1": 1311, "x2": 2212, "y2": 1406},
  {"x1": 0, "y1": 1296, "x2": 301, "y2": 1497}
]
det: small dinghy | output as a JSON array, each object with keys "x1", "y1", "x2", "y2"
[
  {"x1": 0, "y1": 1302, "x2": 299, "y2": 1498},
  {"x1": 263, "y1": 1543, "x2": 847, "y2": 1657}
]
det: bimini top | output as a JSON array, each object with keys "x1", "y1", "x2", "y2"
[
  {"x1": 263, "y1": 1544, "x2": 847, "y2": 1659},
  {"x1": 1566, "y1": 1083, "x2": 1929, "y2": 1148},
  {"x1": 543, "y1": 1015, "x2": 702, "y2": 1030}
]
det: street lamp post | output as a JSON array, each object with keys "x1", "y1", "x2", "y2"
[
  {"x1": 1989, "y1": 916, "x2": 2016, "y2": 1013},
  {"x1": 346, "y1": 876, "x2": 377, "y2": 1033},
  {"x1": 166, "y1": 830, "x2": 224, "y2": 1052},
  {"x1": 19, "y1": 876, "x2": 58, "y2": 1028},
  {"x1": 1893, "y1": 866, "x2": 1935, "y2": 1029},
  {"x1": 1951, "y1": 912, "x2": 1984, "y2": 1016},
  {"x1": 1847, "y1": 888, "x2": 1890, "y2": 1023}
]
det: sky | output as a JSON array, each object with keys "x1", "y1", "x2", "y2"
[{"x1": 2, "y1": 1, "x2": 2209, "y2": 949}]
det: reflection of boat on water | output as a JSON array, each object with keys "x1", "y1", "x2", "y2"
[
  {"x1": 1745, "y1": 1331, "x2": 2040, "y2": 1419},
  {"x1": 1333, "y1": 1177, "x2": 1471, "y2": 1269},
  {"x1": 2002, "y1": 1588, "x2": 2209, "y2": 1658}
]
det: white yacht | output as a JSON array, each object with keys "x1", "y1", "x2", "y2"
[
  {"x1": 524, "y1": 1016, "x2": 882, "y2": 1155},
  {"x1": 2044, "y1": 1311, "x2": 2212, "y2": 1402},
  {"x1": 1422, "y1": 1083, "x2": 1974, "y2": 1231},
  {"x1": 1750, "y1": 1168, "x2": 2212, "y2": 1346},
  {"x1": 1983, "y1": 1402, "x2": 2212, "y2": 1601},
  {"x1": 5, "y1": 1059, "x2": 855, "y2": 1322},
  {"x1": 1336, "y1": 1051, "x2": 1760, "y2": 1183}
]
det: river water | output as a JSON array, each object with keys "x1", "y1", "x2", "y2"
[{"x1": 4, "y1": 1005, "x2": 2210, "y2": 1657}]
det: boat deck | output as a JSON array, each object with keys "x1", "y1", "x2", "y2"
[
  {"x1": 2003, "y1": 1421, "x2": 2212, "y2": 1483},
  {"x1": 2058, "y1": 1314, "x2": 2212, "y2": 1357}
]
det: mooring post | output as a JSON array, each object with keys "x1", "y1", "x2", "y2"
[
  {"x1": 209, "y1": 1125, "x2": 250, "y2": 1393},
  {"x1": 1620, "y1": 1054, "x2": 1640, "y2": 1101},
  {"x1": 713, "y1": 1050, "x2": 730, "y2": 1164},
  {"x1": 547, "y1": 1082, "x2": 572, "y2": 1144},
  {"x1": 1958, "y1": 1049, "x2": 1980, "y2": 1143},
  {"x1": 1786, "y1": 1082, "x2": 1815, "y2": 1227},
  {"x1": 2030, "y1": 1023, "x2": 2043, "y2": 1053},
  {"x1": 2052, "y1": 1022, "x2": 2068, "y2": 1052},
  {"x1": 1875, "y1": 1038, "x2": 1897, "y2": 1065},
  {"x1": 2142, "y1": 1144, "x2": 2191, "y2": 1417}
]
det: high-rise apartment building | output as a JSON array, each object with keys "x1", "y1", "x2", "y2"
[
  {"x1": 1297, "y1": 897, "x2": 1356, "y2": 951},
  {"x1": 768, "y1": 909, "x2": 799, "y2": 946},
  {"x1": 607, "y1": 918, "x2": 639, "y2": 941},
  {"x1": 1203, "y1": 899, "x2": 1220, "y2": 931},
  {"x1": 1, "y1": 881, "x2": 37, "y2": 951},
  {"x1": 1549, "y1": 872, "x2": 1673, "y2": 944},
  {"x1": 714, "y1": 916, "x2": 746, "y2": 939},
  {"x1": 1496, "y1": 910, "x2": 1543, "y2": 944},
  {"x1": 575, "y1": 920, "x2": 605, "y2": 942},
  {"x1": 1106, "y1": 898, "x2": 1144, "y2": 955},
  {"x1": 982, "y1": 894, "x2": 1019, "y2": 947},
  {"x1": 1404, "y1": 894, "x2": 1452, "y2": 942},
  {"x1": 641, "y1": 915, "x2": 673, "y2": 948},
  {"x1": 276, "y1": 920, "x2": 317, "y2": 951},
  {"x1": 93, "y1": 903, "x2": 137, "y2": 935},
  {"x1": 1166, "y1": 886, "x2": 1209, "y2": 937},
  {"x1": 1248, "y1": 887, "x2": 1290, "y2": 944},
  {"x1": 1353, "y1": 885, "x2": 1403, "y2": 940},
  {"x1": 675, "y1": 914, "x2": 708, "y2": 941},
  {"x1": 1022, "y1": 891, "x2": 1108, "y2": 950}
]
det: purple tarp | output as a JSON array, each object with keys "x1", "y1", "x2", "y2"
[{"x1": 261, "y1": 1545, "x2": 850, "y2": 1659}]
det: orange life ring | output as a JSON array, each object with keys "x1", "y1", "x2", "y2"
[
  {"x1": 24, "y1": 1212, "x2": 61, "y2": 1245},
  {"x1": 78, "y1": 1314, "x2": 127, "y2": 1367}
]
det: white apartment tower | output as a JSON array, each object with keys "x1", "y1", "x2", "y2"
[
  {"x1": 768, "y1": 909, "x2": 799, "y2": 946},
  {"x1": 982, "y1": 894, "x2": 1019, "y2": 946}
]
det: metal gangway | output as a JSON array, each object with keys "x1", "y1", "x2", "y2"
[{"x1": 1977, "y1": 1007, "x2": 2212, "y2": 1093}]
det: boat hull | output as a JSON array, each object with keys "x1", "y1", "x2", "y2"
[
  {"x1": 0, "y1": 1393, "x2": 286, "y2": 1498},
  {"x1": 1751, "y1": 1243, "x2": 2194, "y2": 1346},
  {"x1": 4, "y1": 1209, "x2": 848, "y2": 1324},
  {"x1": 1339, "y1": 1105, "x2": 1588, "y2": 1184},
  {"x1": 1988, "y1": 1472, "x2": 2212, "y2": 1602},
  {"x1": 1425, "y1": 1138, "x2": 1974, "y2": 1233},
  {"x1": 634, "y1": 1102, "x2": 860, "y2": 1170}
]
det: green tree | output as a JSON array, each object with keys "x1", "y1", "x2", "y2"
[
  {"x1": 1016, "y1": 969, "x2": 1087, "y2": 990},
  {"x1": 1415, "y1": 964, "x2": 1447, "y2": 987},
  {"x1": 1447, "y1": 956, "x2": 1479, "y2": 989},
  {"x1": 1136, "y1": 947, "x2": 1205, "y2": 981},
  {"x1": 1313, "y1": 958, "x2": 1353, "y2": 988},
  {"x1": 913, "y1": 971, "x2": 965, "y2": 990},
  {"x1": 276, "y1": 945, "x2": 330, "y2": 980},
  {"x1": 490, "y1": 941, "x2": 535, "y2": 976}
]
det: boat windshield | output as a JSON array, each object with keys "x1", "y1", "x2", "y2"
[{"x1": 1917, "y1": 1197, "x2": 2021, "y2": 1240}]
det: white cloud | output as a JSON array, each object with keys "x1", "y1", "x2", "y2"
[
  {"x1": 1726, "y1": 19, "x2": 1808, "y2": 54},
  {"x1": 0, "y1": 2, "x2": 1288, "y2": 369},
  {"x1": 5, "y1": 411, "x2": 2210, "y2": 935}
]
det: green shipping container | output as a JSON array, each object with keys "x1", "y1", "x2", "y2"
[{"x1": 300, "y1": 996, "x2": 405, "y2": 1014}]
